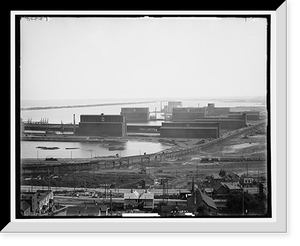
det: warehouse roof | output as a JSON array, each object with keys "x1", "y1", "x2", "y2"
[{"x1": 21, "y1": 200, "x2": 31, "y2": 212}]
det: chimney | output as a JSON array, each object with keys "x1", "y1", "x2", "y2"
[
  {"x1": 73, "y1": 114, "x2": 76, "y2": 134},
  {"x1": 242, "y1": 112, "x2": 247, "y2": 126}
]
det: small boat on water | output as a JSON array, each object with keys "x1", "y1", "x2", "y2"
[
  {"x1": 108, "y1": 145, "x2": 125, "y2": 151},
  {"x1": 36, "y1": 146, "x2": 46, "y2": 149},
  {"x1": 36, "y1": 146, "x2": 60, "y2": 150}
]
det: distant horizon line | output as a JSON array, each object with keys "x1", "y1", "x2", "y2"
[{"x1": 21, "y1": 95, "x2": 266, "y2": 102}]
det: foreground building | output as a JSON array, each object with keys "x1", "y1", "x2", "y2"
[
  {"x1": 65, "y1": 205, "x2": 109, "y2": 217},
  {"x1": 123, "y1": 189, "x2": 154, "y2": 210},
  {"x1": 187, "y1": 188, "x2": 218, "y2": 215},
  {"x1": 20, "y1": 190, "x2": 54, "y2": 216}
]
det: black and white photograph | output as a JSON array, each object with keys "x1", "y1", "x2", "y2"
[{"x1": 5, "y1": 4, "x2": 288, "y2": 234}]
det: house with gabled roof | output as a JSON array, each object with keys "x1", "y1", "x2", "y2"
[
  {"x1": 139, "y1": 190, "x2": 154, "y2": 209},
  {"x1": 207, "y1": 173, "x2": 225, "y2": 186},
  {"x1": 225, "y1": 170, "x2": 240, "y2": 182},
  {"x1": 20, "y1": 200, "x2": 31, "y2": 216},
  {"x1": 213, "y1": 181, "x2": 242, "y2": 199},
  {"x1": 124, "y1": 189, "x2": 155, "y2": 210},
  {"x1": 219, "y1": 169, "x2": 240, "y2": 182},
  {"x1": 124, "y1": 189, "x2": 140, "y2": 209},
  {"x1": 187, "y1": 188, "x2": 217, "y2": 215},
  {"x1": 186, "y1": 177, "x2": 217, "y2": 214}
]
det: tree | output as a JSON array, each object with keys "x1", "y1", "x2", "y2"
[
  {"x1": 196, "y1": 204, "x2": 210, "y2": 216},
  {"x1": 219, "y1": 169, "x2": 226, "y2": 177},
  {"x1": 225, "y1": 191, "x2": 244, "y2": 213},
  {"x1": 225, "y1": 191, "x2": 266, "y2": 215}
]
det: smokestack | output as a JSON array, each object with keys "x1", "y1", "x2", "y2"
[
  {"x1": 242, "y1": 112, "x2": 247, "y2": 126},
  {"x1": 73, "y1": 114, "x2": 75, "y2": 134}
]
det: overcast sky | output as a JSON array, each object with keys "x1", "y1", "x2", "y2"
[{"x1": 20, "y1": 16, "x2": 267, "y2": 101}]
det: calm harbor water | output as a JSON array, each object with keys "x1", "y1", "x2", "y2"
[{"x1": 21, "y1": 140, "x2": 172, "y2": 159}]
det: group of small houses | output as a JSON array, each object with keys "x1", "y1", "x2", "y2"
[{"x1": 20, "y1": 169, "x2": 264, "y2": 217}]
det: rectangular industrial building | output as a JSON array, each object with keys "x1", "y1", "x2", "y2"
[
  {"x1": 206, "y1": 103, "x2": 230, "y2": 116},
  {"x1": 228, "y1": 113, "x2": 245, "y2": 119},
  {"x1": 78, "y1": 114, "x2": 126, "y2": 137},
  {"x1": 195, "y1": 115, "x2": 247, "y2": 130},
  {"x1": 228, "y1": 111, "x2": 260, "y2": 121},
  {"x1": 161, "y1": 122, "x2": 220, "y2": 138},
  {"x1": 172, "y1": 107, "x2": 207, "y2": 122},
  {"x1": 160, "y1": 126, "x2": 219, "y2": 139},
  {"x1": 121, "y1": 107, "x2": 150, "y2": 122},
  {"x1": 244, "y1": 111, "x2": 260, "y2": 121}
]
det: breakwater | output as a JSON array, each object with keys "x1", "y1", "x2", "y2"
[{"x1": 21, "y1": 100, "x2": 157, "y2": 111}]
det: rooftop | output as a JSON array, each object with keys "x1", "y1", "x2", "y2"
[
  {"x1": 124, "y1": 190, "x2": 140, "y2": 200},
  {"x1": 221, "y1": 182, "x2": 241, "y2": 190},
  {"x1": 139, "y1": 191, "x2": 154, "y2": 200},
  {"x1": 21, "y1": 200, "x2": 31, "y2": 212},
  {"x1": 198, "y1": 189, "x2": 217, "y2": 210},
  {"x1": 36, "y1": 190, "x2": 53, "y2": 203}
]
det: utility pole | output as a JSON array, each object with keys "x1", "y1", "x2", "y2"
[
  {"x1": 242, "y1": 186, "x2": 244, "y2": 216},
  {"x1": 105, "y1": 182, "x2": 107, "y2": 200},
  {"x1": 48, "y1": 168, "x2": 50, "y2": 190},
  {"x1": 110, "y1": 190, "x2": 112, "y2": 216},
  {"x1": 73, "y1": 114, "x2": 75, "y2": 135}
]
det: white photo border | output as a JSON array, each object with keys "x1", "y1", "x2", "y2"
[{"x1": 5, "y1": 4, "x2": 287, "y2": 233}]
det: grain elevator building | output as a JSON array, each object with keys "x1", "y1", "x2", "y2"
[
  {"x1": 160, "y1": 122, "x2": 220, "y2": 139},
  {"x1": 172, "y1": 107, "x2": 207, "y2": 122},
  {"x1": 121, "y1": 108, "x2": 150, "y2": 122},
  {"x1": 78, "y1": 114, "x2": 126, "y2": 137}
]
